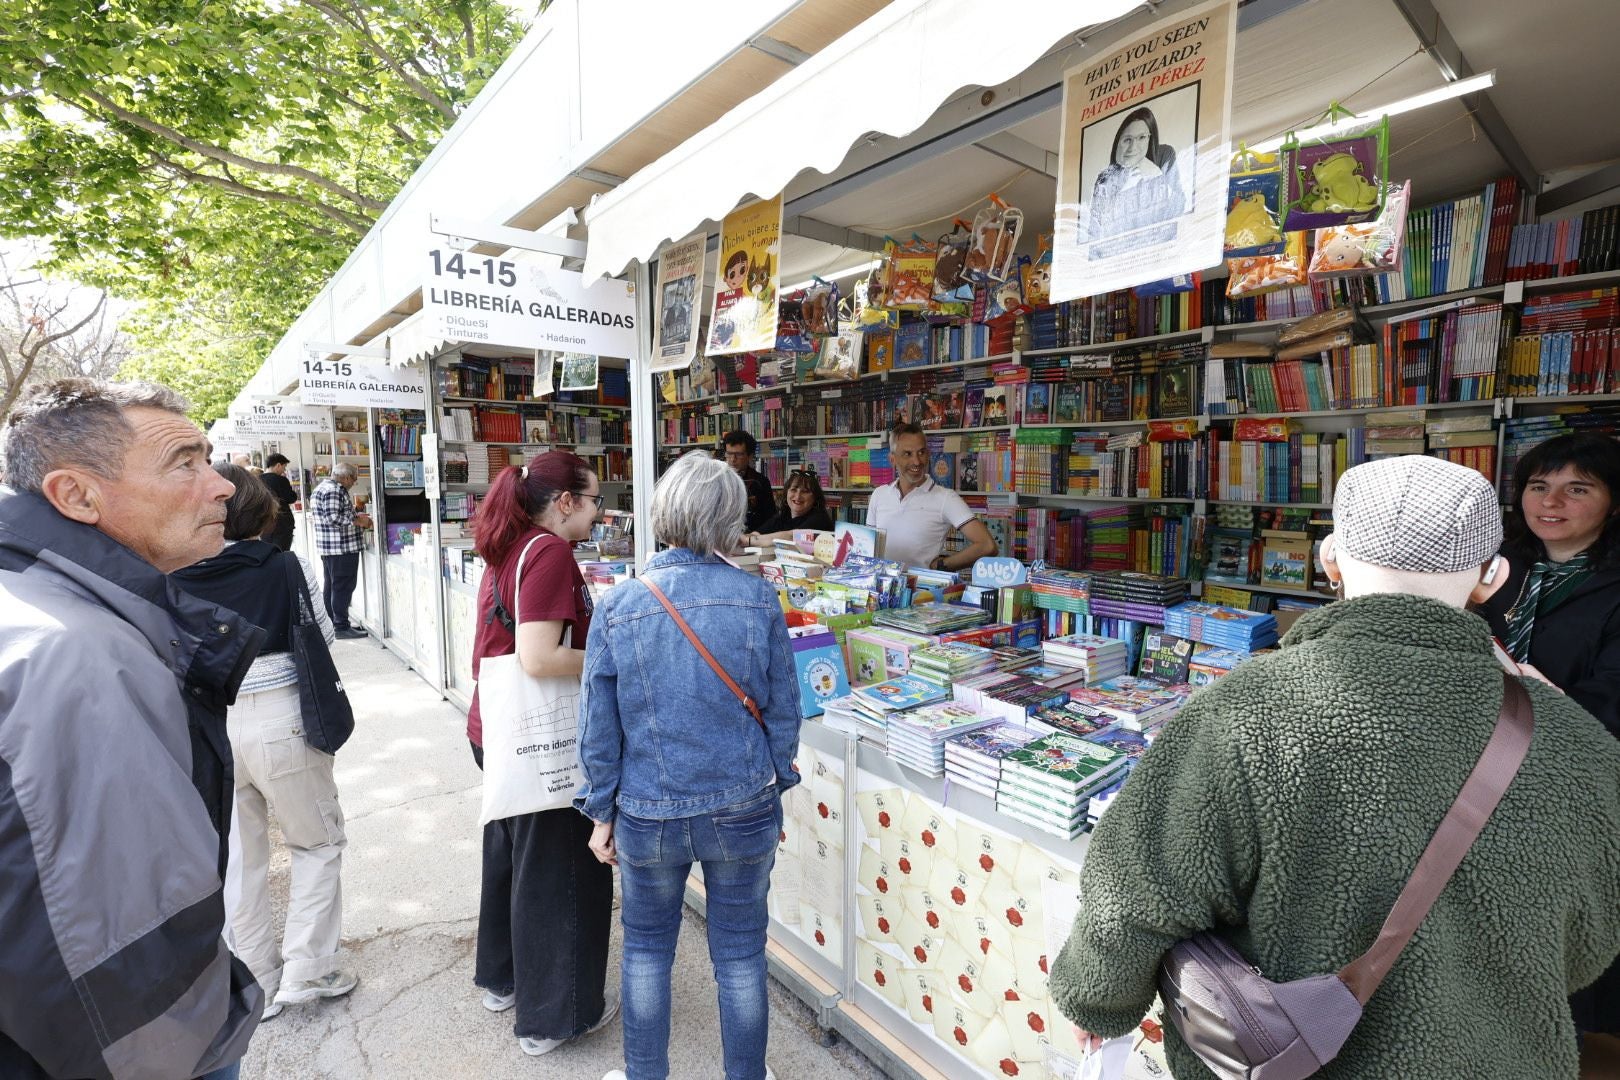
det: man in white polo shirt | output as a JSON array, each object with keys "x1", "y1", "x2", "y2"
[{"x1": 868, "y1": 422, "x2": 998, "y2": 572}]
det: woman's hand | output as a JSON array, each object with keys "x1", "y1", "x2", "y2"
[
  {"x1": 588, "y1": 819, "x2": 617, "y2": 865},
  {"x1": 1073, "y1": 1024, "x2": 1102, "y2": 1055}
]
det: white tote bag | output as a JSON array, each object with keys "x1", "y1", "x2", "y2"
[{"x1": 477, "y1": 535, "x2": 584, "y2": 824}]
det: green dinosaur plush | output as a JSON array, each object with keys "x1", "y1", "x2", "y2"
[{"x1": 1305, "y1": 151, "x2": 1380, "y2": 213}]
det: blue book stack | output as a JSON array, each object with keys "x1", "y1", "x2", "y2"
[{"x1": 1162, "y1": 601, "x2": 1280, "y2": 652}]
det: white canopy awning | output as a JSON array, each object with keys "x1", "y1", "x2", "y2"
[
  {"x1": 383, "y1": 310, "x2": 454, "y2": 369},
  {"x1": 581, "y1": 0, "x2": 1137, "y2": 281}
]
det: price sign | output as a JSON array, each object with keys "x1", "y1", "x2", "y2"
[{"x1": 299, "y1": 353, "x2": 426, "y2": 408}]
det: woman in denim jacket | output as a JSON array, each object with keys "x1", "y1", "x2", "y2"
[{"x1": 578, "y1": 451, "x2": 803, "y2": 1080}]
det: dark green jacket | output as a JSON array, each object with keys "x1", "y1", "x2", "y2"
[{"x1": 1049, "y1": 593, "x2": 1620, "y2": 1078}]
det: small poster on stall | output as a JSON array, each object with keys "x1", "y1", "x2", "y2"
[
  {"x1": 652, "y1": 233, "x2": 706, "y2": 371},
  {"x1": 558, "y1": 352, "x2": 599, "y2": 392},
  {"x1": 1051, "y1": 0, "x2": 1237, "y2": 301},
  {"x1": 533, "y1": 349, "x2": 556, "y2": 397},
  {"x1": 706, "y1": 195, "x2": 781, "y2": 356}
]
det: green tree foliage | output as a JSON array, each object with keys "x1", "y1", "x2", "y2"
[{"x1": 0, "y1": 0, "x2": 526, "y2": 420}]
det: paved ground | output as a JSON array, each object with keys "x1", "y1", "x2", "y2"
[{"x1": 240, "y1": 636, "x2": 887, "y2": 1080}]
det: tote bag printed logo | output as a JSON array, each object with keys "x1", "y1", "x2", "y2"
[{"x1": 477, "y1": 535, "x2": 585, "y2": 824}]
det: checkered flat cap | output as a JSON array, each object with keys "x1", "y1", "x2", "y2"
[{"x1": 1333, "y1": 455, "x2": 1501, "y2": 573}]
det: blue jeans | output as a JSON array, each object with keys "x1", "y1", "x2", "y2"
[
  {"x1": 199, "y1": 1064, "x2": 240, "y2": 1080},
  {"x1": 614, "y1": 787, "x2": 781, "y2": 1080}
]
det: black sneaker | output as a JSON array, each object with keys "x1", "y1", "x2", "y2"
[{"x1": 334, "y1": 627, "x2": 369, "y2": 640}]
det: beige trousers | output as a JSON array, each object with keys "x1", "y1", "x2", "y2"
[{"x1": 223, "y1": 682, "x2": 346, "y2": 996}]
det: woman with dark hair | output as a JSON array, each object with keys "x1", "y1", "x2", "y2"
[
  {"x1": 742, "y1": 468, "x2": 835, "y2": 547},
  {"x1": 1477, "y1": 432, "x2": 1620, "y2": 1055},
  {"x1": 467, "y1": 450, "x2": 617, "y2": 1057},
  {"x1": 172, "y1": 464, "x2": 355, "y2": 1022},
  {"x1": 1087, "y1": 105, "x2": 1185, "y2": 248}
]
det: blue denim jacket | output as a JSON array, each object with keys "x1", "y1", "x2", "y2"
[{"x1": 576, "y1": 548, "x2": 803, "y2": 821}]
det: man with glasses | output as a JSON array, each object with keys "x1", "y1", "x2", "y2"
[{"x1": 722, "y1": 430, "x2": 775, "y2": 534}]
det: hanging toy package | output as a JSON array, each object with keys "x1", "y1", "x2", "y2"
[
  {"x1": 853, "y1": 273, "x2": 898, "y2": 330},
  {"x1": 965, "y1": 195, "x2": 1023, "y2": 283},
  {"x1": 1226, "y1": 230, "x2": 1309, "y2": 298},
  {"x1": 774, "y1": 290, "x2": 817, "y2": 354},
  {"x1": 1309, "y1": 179, "x2": 1411, "y2": 279},
  {"x1": 1224, "y1": 149, "x2": 1285, "y2": 258},
  {"x1": 888, "y1": 236, "x2": 937, "y2": 310},
  {"x1": 933, "y1": 220, "x2": 974, "y2": 302},
  {"x1": 984, "y1": 256, "x2": 1031, "y2": 320},
  {"x1": 800, "y1": 279, "x2": 840, "y2": 337},
  {"x1": 1023, "y1": 234, "x2": 1053, "y2": 308},
  {"x1": 814, "y1": 326, "x2": 863, "y2": 381},
  {"x1": 1282, "y1": 115, "x2": 1389, "y2": 231}
]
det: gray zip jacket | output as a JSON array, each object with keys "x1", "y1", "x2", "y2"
[{"x1": 0, "y1": 489, "x2": 265, "y2": 1079}]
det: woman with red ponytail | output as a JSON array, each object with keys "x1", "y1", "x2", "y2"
[{"x1": 466, "y1": 451, "x2": 617, "y2": 1056}]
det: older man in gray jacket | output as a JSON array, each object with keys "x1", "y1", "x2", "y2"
[{"x1": 0, "y1": 379, "x2": 267, "y2": 1080}]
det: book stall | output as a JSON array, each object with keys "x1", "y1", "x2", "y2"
[{"x1": 574, "y1": 0, "x2": 1620, "y2": 1075}]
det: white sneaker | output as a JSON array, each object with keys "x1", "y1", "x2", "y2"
[
  {"x1": 520, "y1": 998, "x2": 620, "y2": 1056},
  {"x1": 275, "y1": 970, "x2": 359, "y2": 1006},
  {"x1": 482, "y1": 989, "x2": 516, "y2": 1013},
  {"x1": 259, "y1": 1000, "x2": 284, "y2": 1021}
]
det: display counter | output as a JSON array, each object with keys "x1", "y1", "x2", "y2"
[{"x1": 745, "y1": 718, "x2": 1120, "y2": 1080}]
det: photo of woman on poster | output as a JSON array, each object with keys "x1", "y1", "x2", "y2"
[{"x1": 1086, "y1": 102, "x2": 1189, "y2": 256}]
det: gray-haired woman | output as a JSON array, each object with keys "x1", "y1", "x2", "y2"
[{"x1": 577, "y1": 451, "x2": 802, "y2": 1080}]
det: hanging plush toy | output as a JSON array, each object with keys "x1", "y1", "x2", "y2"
[
  {"x1": 965, "y1": 195, "x2": 1023, "y2": 283},
  {"x1": 1282, "y1": 115, "x2": 1389, "y2": 231},
  {"x1": 1225, "y1": 148, "x2": 1285, "y2": 258},
  {"x1": 1308, "y1": 180, "x2": 1411, "y2": 279},
  {"x1": 934, "y1": 220, "x2": 974, "y2": 301}
]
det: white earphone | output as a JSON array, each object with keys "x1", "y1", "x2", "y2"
[{"x1": 1482, "y1": 555, "x2": 1503, "y2": 585}]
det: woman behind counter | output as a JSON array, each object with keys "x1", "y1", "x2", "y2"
[
  {"x1": 1477, "y1": 431, "x2": 1620, "y2": 1055},
  {"x1": 742, "y1": 467, "x2": 835, "y2": 548},
  {"x1": 579, "y1": 450, "x2": 802, "y2": 1080}
]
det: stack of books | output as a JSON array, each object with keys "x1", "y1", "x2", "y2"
[
  {"x1": 1088, "y1": 571, "x2": 1191, "y2": 623},
  {"x1": 1041, "y1": 633, "x2": 1130, "y2": 683},
  {"x1": 1067, "y1": 677, "x2": 1190, "y2": 731},
  {"x1": 996, "y1": 733, "x2": 1131, "y2": 840},
  {"x1": 989, "y1": 645, "x2": 1045, "y2": 673},
  {"x1": 1014, "y1": 662, "x2": 1090, "y2": 692},
  {"x1": 1187, "y1": 644, "x2": 1252, "y2": 687},
  {"x1": 908, "y1": 642, "x2": 998, "y2": 688},
  {"x1": 1088, "y1": 777, "x2": 1126, "y2": 827},
  {"x1": 1083, "y1": 722, "x2": 1153, "y2": 762},
  {"x1": 961, "y1": 674, "x2": 1073, "y2": 725},
  {"x1": 1029, "y1": 566, "x2": 1092, "y2": 614},
  {"x1": 852, "y1": 674, "x2": 951, "y2": 725},
  {"x1": 872, "y1": 603, "x2": 990, "y2": 636},
  {"x1": 885, "y1": 702, "x2": 1001, "y2": 777},
  {"x1": 1027, "y1": 703, "x2": 1110, "y2": 739},
  {"x1": 944, "y1": 722, "x2": 1043, "y2": 797},
  {"x1": 1163, "y1": 601, "x2": 1280, "y2": 652}
]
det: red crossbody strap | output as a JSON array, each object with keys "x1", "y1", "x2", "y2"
[{"x1": 641, "y1": 576, "x2": 765, "y2": 731}]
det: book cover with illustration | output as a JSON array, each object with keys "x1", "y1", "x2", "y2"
[
  {"x1": 1001, "y1": 733, "x2": 1128, "y2": 792},
  {"x1": 1137, "y1": 632, "x2": 1194, "y2": 683},
  {"x1": 853, "y1": 675, "x2": 952, "y2": 712},
  {"x1": 792, "y1": 631, "x2": 850, "y2": 718}
]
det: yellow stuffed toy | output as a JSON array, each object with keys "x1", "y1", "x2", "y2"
[
  {"x1": 1305, "y1": 152, "x2": 1380, "y2": 213},
  {"x1": 1225, "y1": 192, "x2": 1282, "y2": 250}
]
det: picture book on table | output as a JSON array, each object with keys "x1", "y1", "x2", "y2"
[
  {"x1": 1002, "y1": 732, "x2": 1128, "y2": 790},
  {"x1": 1083, "y1": 723, "x2": 1151, "y2": 760},
  {"x1": 1137, "y1": 632, "x2": 1194, "y2": 683},
  {"x1": 834, "y1": 520, "x2": 885, "y2": 559},
  {"x1": 946, "y1": 722, "x2": 1043, "y2": 761},
  {"x1": 853, "y1": 675, "x2": 951, "y2": 712},
  {"x1": 888, "y1": 701, "x2": 998, "y2": 737},
  {"x1": 791, "y1": 631, "x2": 850, "y2": 718}
]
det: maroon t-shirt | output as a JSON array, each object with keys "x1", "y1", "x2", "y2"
[{"x1": 467, "y1": 527, "x2": 593, "y2": 746}]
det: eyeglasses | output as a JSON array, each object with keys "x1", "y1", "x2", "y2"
[
  {"x1": 574, "y1": 492, "x2": 606, "y2": 508},
  {"x1": 788, "y1": 469, "x2": 818, "y2": 480}
]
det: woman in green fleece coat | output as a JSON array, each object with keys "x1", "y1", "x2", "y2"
[{"x1": 1050, "y1": 455, "x2": 1620, "y2": 1079}]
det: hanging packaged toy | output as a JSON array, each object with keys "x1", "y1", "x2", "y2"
[
  {"x1": 1225, "y1": 230, "x2": 1308, "y2": 298},
  {"x1": 1134, "y1": 272, "x2": 1200, "y2": 299},
  {"x1": 985, "y1": 257, "x2": 1032, "y2": 320},
  {"x1": 934, "y1": 220, "x2": 974, "y2": 301},
  {"x1": 888, "y1": 235, "x2": 937, "y2": 310},
  {"x1": 853, "y1": 274, "x2": 898, "y2": 330},
  {"x1": 1224, "y1": 148, "x2": 1285, "y2": 257},
  {"x1": 965, "y1": 195, "x2": 1023, "y2": 283},
  {"x1": 1282, "y1": 113, "x2": 1389, "y2": 231},
  {"x1": 775, "y1": 290, "x2": 816, "y2": 354},
  {"x1": 813, "y1": 327, "x2": 863, "y2": 381},
  {"x1": 1309, "y1": 180, "x2": 1410, "y2": 279},
  {"x1": 800, "y1": 279, "x2": 839, "y2": 337},
  {"x1": 1023, "y1": 234, "x2": 1053, "y2": 308}
]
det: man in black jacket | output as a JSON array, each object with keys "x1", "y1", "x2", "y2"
[
  {"x1": 261, "y1": 453, "x2": 298, "y2": 551},
  {"x1": 0, "y1": 379, "x2": 266, "y2": 1080}
]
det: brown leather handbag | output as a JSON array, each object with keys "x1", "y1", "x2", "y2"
[{"x1": 1157, "y1": 674, "x2": 1534, "y2": 1079}]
